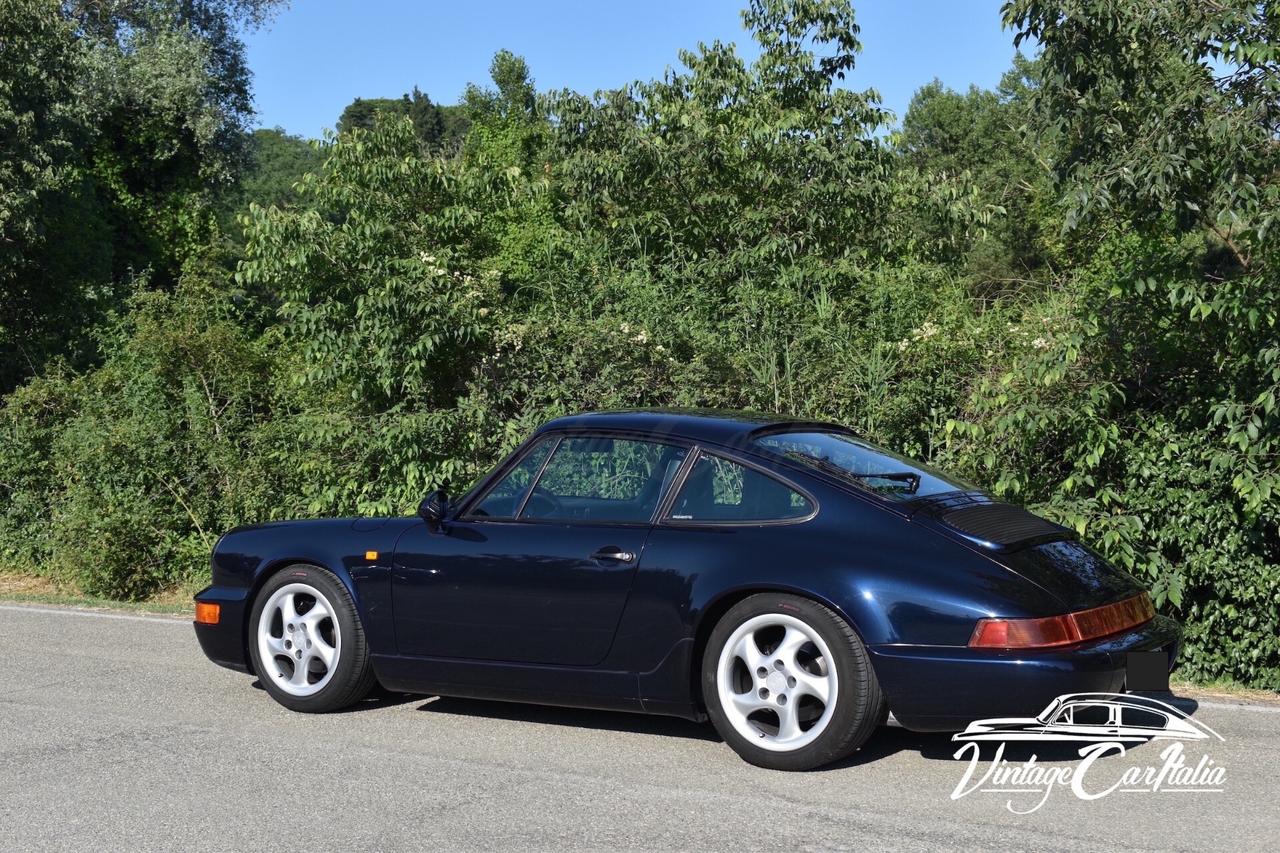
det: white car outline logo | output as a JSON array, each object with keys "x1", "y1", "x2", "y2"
[{"x1": 952, "y1": 692, "x2": 1223, "y2": 743}]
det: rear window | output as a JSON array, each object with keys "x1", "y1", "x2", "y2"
[{"x1": 752, "y1": 430, "x2": 970, "y2": 500}]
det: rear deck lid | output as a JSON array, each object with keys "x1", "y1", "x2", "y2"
[{"x1": 912, "y1": 492, "x2": 1073, "y2": 550}]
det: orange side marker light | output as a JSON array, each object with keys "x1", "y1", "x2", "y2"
[
  {"x1": 365, "y1": 550, "x2": 379, "y2": 560},
  {"x1": 194, "y1": 601, "x2": 221, "y2": 625}
]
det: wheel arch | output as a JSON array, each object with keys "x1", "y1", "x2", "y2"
[{"x1": 688, "y1": 584, "x2": 872, "y2": 713}]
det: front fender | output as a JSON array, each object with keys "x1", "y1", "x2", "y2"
[{"x1": 194, "y1": 517, "x2": 419, "y2": 670}]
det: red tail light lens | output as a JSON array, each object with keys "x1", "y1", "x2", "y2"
[{"x1": 969, "y1": 593, "x2": 1155, "y2": 649}]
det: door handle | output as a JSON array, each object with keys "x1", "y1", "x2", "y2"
[{"x1": 590, "y1": 547, "x2": 636, "y2": 563}]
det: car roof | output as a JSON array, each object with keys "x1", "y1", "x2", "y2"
[
  {"x1": 1054, "y1": 693, "x2": 1177, "y2": 715},
  {"x1": 535, "y1": 408, "x2": 844, "y2": 448}
]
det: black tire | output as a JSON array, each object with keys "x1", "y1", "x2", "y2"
[
  {"x1": 248, "y1": 564, "x2": 378, "y2": 713},
  {"x1": 702, "y1": 593, "x2": 887, "y2": 770}
]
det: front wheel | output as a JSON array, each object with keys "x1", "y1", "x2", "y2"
[
  {"x1": 703, "y1": 593, "x2": 886, "y2": 770},
  {"x1": 248, "y1": 564, "x2": 377, "y2": 712}
]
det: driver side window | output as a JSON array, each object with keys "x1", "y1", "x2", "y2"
[
  {"x1": 467, "y1": 438, "x2": 554, "y2": 519},
  {"x1": 522, "y1": 436, "x2": 688, "y2": 523}
]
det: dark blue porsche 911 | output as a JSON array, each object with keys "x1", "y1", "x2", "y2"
[{"x1": 193, "y1": 409, "x2": 1178, "y2": 770}]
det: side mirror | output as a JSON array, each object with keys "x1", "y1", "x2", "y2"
[{"x1": 418, "y1": 488, "x2": 449, "y2": 530}]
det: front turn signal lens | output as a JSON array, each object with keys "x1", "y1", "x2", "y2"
[
  {"x1": 969, "y1": 593, "x2": 1155, "y2": 649},
  {"x1": 194, "y1": 601, "x2": 221, "y2": 625}
]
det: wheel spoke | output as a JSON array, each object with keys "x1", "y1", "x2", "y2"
[
  {"x1": 791, "y1": 668, "x2": 831, "y2": 704},
  {"x1": 731, "y1": 632, "x2": 768, "y2": 671},
  {"x1": 776, "y1": 698, "x2": 803, "y2": 742},
  {"x1": 281, "y1": 592, "x2": 301, "y2": 624},
  {"x1": 303, "y1": 600, "x2": 331, "y2": 628},
  {"x1": 312, "y1": 636, "x2": 336, "y2": 668},
  {"x1": 288, "y1": 655, "x2": 310, "y2": 686},
  {"x1": 257, "y1": 582, "x2": 347, "y2": 698},
  {"x1": 774, "y1": 626, "x2": 808, "y2": 669}
]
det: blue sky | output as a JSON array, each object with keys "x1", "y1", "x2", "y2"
[{"x1": 244, "y1": 1, "x2": 1024, "y2": 139}]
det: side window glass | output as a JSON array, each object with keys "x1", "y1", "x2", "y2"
[
  {"x1": 668, "y1": 454, "x2": 812, "y2": 523},
  {"x1": 468, "y1": 439, "x2": 554, "y2": 519},
  {"x1": 1071, "y1": 704, "x2": 1114, "y2": 726},
  {"x1": 1121, "y1": 708, "x2": 1166, "y2": 729},
  {"x1": 521, "y1": 437, "x2": 687, "y2": 523}
]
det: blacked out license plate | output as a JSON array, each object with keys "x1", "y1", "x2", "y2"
[{"x1": 1126, "y1": 650, "x2": 1170, "y2": 691}]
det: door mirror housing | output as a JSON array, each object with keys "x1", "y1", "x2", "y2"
[{"x1": 418, "y1": 489, "x2": 450, "y2": 530}]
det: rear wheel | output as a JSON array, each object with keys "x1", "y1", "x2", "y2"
[
  {"x1": 703, "y1": 593, "x2": 886, "y2": 770},
  {"x1": 248, "y1": 564, "x2": 377, "y2": 712}
]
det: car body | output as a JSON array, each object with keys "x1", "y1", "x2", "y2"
[
  {"x1": 953, "y1": 693, "x2": 1213, "y2": 742},
  {"x1": 193, "y1": 409, "x2": 1180, "y2": 764}
]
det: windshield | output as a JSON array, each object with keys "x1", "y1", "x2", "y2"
[{"x1": 751, "y1": 430, "x2": 972, "y2": 500}]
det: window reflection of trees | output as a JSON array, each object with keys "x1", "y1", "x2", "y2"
[{"x1": 540, "y1": 438, "x2": 670, "y2": 500}]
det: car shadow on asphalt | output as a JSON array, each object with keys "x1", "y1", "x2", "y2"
[
  {"x1": 250, "y1": 680, "x2": 425, "y2": 713},
  {"x1": 407, "y1": 700, "x2": 1169, "y2": 768},
  {"x1": 413, "y1": 695, "x2": 723, "y2": 741},
  {"x1": 255, "y1": 680, "x2": 1203, "y2": 769},
  {"x1": 822, "y1": 727, "x2": 1101, "y2": 771}
]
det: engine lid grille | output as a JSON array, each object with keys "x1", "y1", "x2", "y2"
[{"x1": 937, "y1": 501, "x2": 1071, "y2": 548}]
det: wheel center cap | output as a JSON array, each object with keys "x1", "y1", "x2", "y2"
[{"x1": 765, "y1": 671, "x2": 787, "y2": 694}]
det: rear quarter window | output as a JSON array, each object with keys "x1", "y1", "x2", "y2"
[
  {"x1": 1122, "y1": 707, "x2": 1167, "y2": 729},
  {"x1": 668, "y1": 453, "x2": 812, "y2": 523}
]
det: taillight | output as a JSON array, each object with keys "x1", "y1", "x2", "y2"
[{"x1": 969, "y1": 593, "x2": 1155, "y2": 649}]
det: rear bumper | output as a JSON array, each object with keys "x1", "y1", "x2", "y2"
[
  {"x1": 192, "y1": 585, "x2": 251, "y2": 672},
  {"x1": 871, "y1": 614, "x2": 1181, "y2": 731}
]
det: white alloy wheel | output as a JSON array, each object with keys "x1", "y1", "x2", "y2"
[
  {"x1": 716, "y1": 613, "x2": 838, "y2": 751},
  {"x1": 255, "y1": 582, "x2": 342, "y2": 697}
]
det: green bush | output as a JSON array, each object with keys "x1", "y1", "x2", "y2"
[{"x1": 0, "y1": 265, "x2": 298, "y2": 597}]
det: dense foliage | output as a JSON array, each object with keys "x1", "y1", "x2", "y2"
[
  {"x1": 1, "y1": 0, "x2": 1276, "y2": 686},
  {"x1": 337, "y1": 88, "x2": 470, "y2": 152},
  {"x1": 0, "y1": 0, "x2": 286, "y2": 390}
]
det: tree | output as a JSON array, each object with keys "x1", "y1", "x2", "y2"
[
  {"x1": 0, "y1": 0, "x2": 107, "y2": 389},
  {"x1": 405, "y1": 87, "x2": 444, "y2": 147},
  {"x1": 897, "y1": 56, "x2": 1055, "y2": 282},
  {"x1": 213, "y1": 127, "x2": 322, "y2": 244},
  {"x1": 936, "y1": 0, "x2": 1280, "y2": 684},
  {"x1": 438, "y1": 104, "x2": 471, "y2": 150},
  {"x1": 0, "y1": 0, "x2": 289, "y2": 393},
  {"x1": 2, "y1": 0, "x2": 1277, "y2": 688},
  {"x1": 1002, "y1": 0, "x2": 1279, "y2": 518},
  {"x1": 338, "y1": 89, "x2": 468, "y2": 151},
  {"x1": 336, "y1": 97, "x2": 403, "y2": 134},
  {"x1": 463, "y1": 50, "x2": 537, "y2": 121}
]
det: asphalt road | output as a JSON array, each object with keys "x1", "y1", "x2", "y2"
[{"x1": 1, "y1": 603, "x2": 1277, "y2": 851}]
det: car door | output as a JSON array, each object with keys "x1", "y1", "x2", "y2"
[{"x1": 392, "y1": 433, "x2": 690, "y2": 666}]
